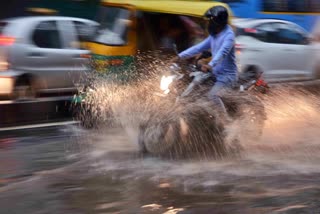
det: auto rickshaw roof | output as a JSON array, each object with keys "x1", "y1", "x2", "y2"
[{"x1": 101, "y1": 0, "x2": 232, "y2": 18}]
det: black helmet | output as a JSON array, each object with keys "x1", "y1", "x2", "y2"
[{"x1": 205, "y1": 6, "x2": 229, "y2": 36}]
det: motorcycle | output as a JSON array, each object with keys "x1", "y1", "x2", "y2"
[{"x1": 137, "y1": 52, "x2": 268, "y2": 158}]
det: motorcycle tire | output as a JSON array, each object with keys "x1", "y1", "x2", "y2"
[
  {"x1": 137, "y1": 100, "x2": 228, "y2": 159},
  {"x1": 223, "y1": 93, "x2": 266, "y2": 141}
]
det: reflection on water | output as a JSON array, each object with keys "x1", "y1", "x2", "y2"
[{"x1": 1, "y1": 87, "x2": 320, "y2": 213}]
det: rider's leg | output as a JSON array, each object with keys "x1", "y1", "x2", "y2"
[
  {"x1": 181, "y1": 72, "x2": 212, "y2": 97},
  {"x1": 208, "y1": 82, "x2": 232, "y2": 125}
]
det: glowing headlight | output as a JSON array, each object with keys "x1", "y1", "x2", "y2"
[{"x1": 160, "y1": 75, "x2": 175, "y2": 94}]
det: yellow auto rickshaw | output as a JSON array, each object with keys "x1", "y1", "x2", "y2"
[{"x1": 85, "y1": 0, "x2": 233, "y2": 76}]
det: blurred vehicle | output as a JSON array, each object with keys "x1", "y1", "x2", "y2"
[
  {"x1": 0, "y1": 16, "x2": 99, "y2": 100},
  {"x1": 220, "y1": 0, "x2": 319, "y2": 33},
  {"x1": 233, "y1": 18, "x2": 320, "y2": 83},
  {"x1": 85, "y1": 0, "x2": 233, "y2": 76}
]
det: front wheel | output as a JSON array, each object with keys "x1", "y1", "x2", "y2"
[{"x1": 137, "y1": 100, "x2": 228, "y2": 159}]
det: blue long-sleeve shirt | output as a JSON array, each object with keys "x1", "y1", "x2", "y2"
[{"x1": 178, "y1": 25, "x2": 238, "y2": 83}]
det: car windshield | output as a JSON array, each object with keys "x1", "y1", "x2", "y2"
[{"x1": 93, "y1": 6, "x2": 130, "y2": 45}]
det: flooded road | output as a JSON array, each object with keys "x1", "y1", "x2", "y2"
[
  {"x1": 1, "y1": 122, "x2": 320, "y2": 213},
  {"x1": 1, "y1": 87, "x2": 320, "y2": 213}
]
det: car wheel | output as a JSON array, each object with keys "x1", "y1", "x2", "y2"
[{"x1": 12, "y1": 77, "x2": 36, "y2": 101}]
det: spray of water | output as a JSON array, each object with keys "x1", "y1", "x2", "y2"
[
  {"x1": 75, "y1": 53, "x2": 320, "y2": 163},
  {"x1": 68, "y1": 60, "x2": 320, "y2": 205},
  {"x1": 75, "y1": 55, "x2": 265, "y2": 159},
  {"x1": 237, "y1": 85, "x2": 320, "y2": 173}
]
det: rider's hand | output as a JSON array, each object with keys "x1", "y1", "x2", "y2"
[{"x1": 201, "y1": 64, "x2": 213, "y2": 73}]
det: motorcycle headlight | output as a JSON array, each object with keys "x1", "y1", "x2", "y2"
[{"x1": 160, "y1": 75, "x2": 175, "y2": 94}]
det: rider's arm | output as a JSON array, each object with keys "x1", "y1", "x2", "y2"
[
  {"x1": 208, "y1": 32, "x2": 235, "y2": 68},
  {"x1": 178, "y1": 36, "x2": 211, "y2": 59}
]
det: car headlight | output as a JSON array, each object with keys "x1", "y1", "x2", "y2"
[
  {"x1": 0, "y1": 61, "x2": 9, "y2": 71},
  {"x1": 160, "y1": 75, "x2": 175, "y2": 94}
]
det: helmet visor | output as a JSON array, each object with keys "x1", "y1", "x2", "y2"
[
  {"x1": 203, "y1": 15, "x2": 215, "y2": 21},
  {"x1": 203, "y1": 15, "x2": 219, "y2": 25}
]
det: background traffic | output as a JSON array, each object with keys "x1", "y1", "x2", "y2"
[{"x1": 0, "y1": 0, "x2": 319, "y2": 102}]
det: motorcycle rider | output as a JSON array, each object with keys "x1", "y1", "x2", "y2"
[{"x1": 172, "y1": 5, "x2": 238, "y2": 125}]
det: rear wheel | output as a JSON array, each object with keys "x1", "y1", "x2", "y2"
[{"x1": 223, "y1": 93, "x2": 266, "y2": 141}]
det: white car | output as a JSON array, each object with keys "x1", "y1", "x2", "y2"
[
  {"x1": 233, "y1": 19, "x2": 320, "y2": 83},
  {"x1": 0, "y1": 16, "x2": 99, "y2": 100}
]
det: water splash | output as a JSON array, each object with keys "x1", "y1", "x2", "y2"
[{"x1": 76, "y1": 55, "x2": 320, "y2": 174}]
